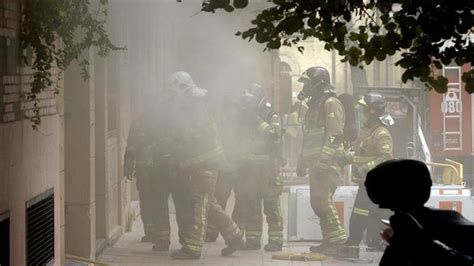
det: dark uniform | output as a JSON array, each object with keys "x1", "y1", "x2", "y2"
[
  {"x1": 235, "y1": 102, "x2": 284, "y2": 251},
  {"x1": 168, "y1": 72, "x2": 244, "y2": 260},
  {"x1": 346, "y1": 120, "x2": 393, "y2": 247},
  {"x1": 339, "y1": 93, "x2": 394, "y2": 250},
  {"x1": 125, "y1": 104, "x2": 189, "y2": 251},
  {"x1": 148, "y1": 102, "x2": 190, "y2": 251}
]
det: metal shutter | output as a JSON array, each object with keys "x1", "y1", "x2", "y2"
[{"x1": 26, "y1": 189, "x2": 54, "y2": 266}]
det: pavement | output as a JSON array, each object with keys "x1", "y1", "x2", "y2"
[{"x1": 98, "y1": 194, "x2": 382, "y2": 266}]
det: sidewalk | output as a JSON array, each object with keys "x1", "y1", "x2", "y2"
[{"x1": 98, "y1": 198, "x2": 382, "y2": 265}]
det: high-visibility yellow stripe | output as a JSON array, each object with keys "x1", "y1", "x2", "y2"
[
  {"x1": 365, "y1": 161, "x2": 376, "y2": 170},
  {"x1": 258, "y1": 122, "x2": 271, "y2": 132},
  {"x1": 353, "y1": 208, "x2": 370, "y2": 216},
  {"x1": 327, "y1": 228, "x2": 345, "y2": 237},
  {"x1": 321, "y1": 146, "x2": 336, "y2": 156}
]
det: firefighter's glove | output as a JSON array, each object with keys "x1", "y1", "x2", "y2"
[
  {"x1": 334, "y1": 151, "x2": 354, "y2": 167},
  {"x1": 296, "y1": 158, "x2": 308, "y2": 177},
  {"x1": 320, "y1": 143, "x2": 342, "y2": 163}
]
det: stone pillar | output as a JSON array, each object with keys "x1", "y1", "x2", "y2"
[
  {"x1": 64, "y1": 48, "x2": 96, "y2": 259},
  {"x1": 94, "y1": 56, "x2": 108, "y2": 253},
  {"x1": 56, "y1": 71, "x2": 66, "y2": 266}
]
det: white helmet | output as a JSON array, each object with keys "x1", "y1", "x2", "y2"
[{"x1": 167, "y1": 71, "x2": 207, "y2": 97}]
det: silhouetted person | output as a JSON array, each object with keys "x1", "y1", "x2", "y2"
[{"x1": 365, "y1": 159, "x2": 474, "y2": 265}]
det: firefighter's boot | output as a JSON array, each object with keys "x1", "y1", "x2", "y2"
[
  {"x1": 239, "y1": 240, "x2": 261, "y2": 250},
  {"x1": 264, "y1": 243, "x2": 282, "y2": 252},
  {"x1": 221, "y1": 237, "x2": 245, "y2": 256},
  {"x1": 141, "y1": 235, "x2": 152, "y2": 243},
  {"x1": 309, "y1": 243, "x2": 342, "y2": 256},
  {"x1": 152, "y1": 242, "x2": 169, "y2": 252},
  {"x1": 170, "y1": 248, "x2": 201, "y2": 260}
]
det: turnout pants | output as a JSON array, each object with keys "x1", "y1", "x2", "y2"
[
  {"x1": 147, "y1": 164, "x2": 189, "y2": 247},
  {"x1": 136, "y1": 167, "x2": 154, "y2": 238},
  {"x1": 233, "y1": 163, "x2": 284, "y2": 246},
  {"x1": 309, "y1": 167, "x2": 346, "y2": 245},
  {"x1": 178, "y1": 169, "x2": 243, "y2": 255},
  {"x1": 346, "y1": 185, "x2": 389, "y2": 247},
  {"x1": 206, "y1": 169, "x2": 236, "y2": 239}
]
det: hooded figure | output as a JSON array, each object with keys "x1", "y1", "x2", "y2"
[{"x1": 365, "y1": 159, "x2": 474, "y2": 265}]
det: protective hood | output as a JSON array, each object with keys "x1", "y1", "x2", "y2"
[{"x1": 167, "y1": 71, "x2": 207, "y2": 98}]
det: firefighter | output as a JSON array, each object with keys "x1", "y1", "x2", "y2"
[
  {"x1": 205, "y1": 98, "x2": 242, "y2": 243},
  {"x1": 295, "y1": 66, "x2": 346, "y2": 254},
  {"x1": 124, "y1": 115, "x2": 155, "y2": 243},
  {"x1": 234, "y1": 83, "x2": 284, "y2": 251},
  {"x1": 125, "y1": 91, "x2": 190, "y2": 251},
  {"x1": 149, "y1": 93, "x2": 191, "y2": 252},
  {"x1": 167, "y1": 72, "x2": 244, "y2": 260},
  {"x1": 337, "y1": 92, "x2": 394, "y2": 252}
]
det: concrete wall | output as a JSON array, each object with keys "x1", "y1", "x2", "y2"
[
  {"x1": 0, "y1": 0, "x2": 64, "y2": 265},
  {"x1": 0, "y1": 117, "x2": 62, "y2": 265}
]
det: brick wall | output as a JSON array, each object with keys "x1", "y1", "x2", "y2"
[
  {"x1": 0, "y1": 1, "x2": 63, "y2": 265},
  {"x1": 0, "y1": 0, "x2": 57, "y2": 124}
]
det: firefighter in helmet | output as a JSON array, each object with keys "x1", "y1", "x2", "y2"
[
  {"x1": 124, "y1": 78, "x2": 191, "y2": 251},
  {"x1": 148, "y1": 84, "x2": 190, "y2": 252},
  {"x1": 167, "y1": 72, "x2": 244, "y2": 260},
  {"x1": 337, "y1": 92, "x2": 394, "y2": 254},
  {"x1": 296, "y1": 66, "x2": 347, "y2": 254},
  {"x1": 205, "y1": 96, "x2": 243, "y2": 243},
  {"x1": 233, "y1": 83, "x2": 284, "y2": 251}
]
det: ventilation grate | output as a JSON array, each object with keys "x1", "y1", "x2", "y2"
[
  {"x1": 0, "y1": 211, "x2": 9, "y2": 266},
  {"x1": 26, "y1": 189, "x2": 54, "y2": 266}
]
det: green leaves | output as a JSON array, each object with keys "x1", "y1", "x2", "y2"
[
  {"x1": 21, "y1": 0, "x2": 124, "y2": 129},
  {"x1": 268, "y1": 39, "x2": 281, "y2": 49},
  {"x1": 307, "y1": 17, "x2": 319, "y2": 28},
  {"x1": 201, "y1": 0, "x2": 474, "y2": 94},
  {"x1": 233, "y1": 0, "x2": 248, "y2": 9},
  {"x1": 462, "y1": 70, "x2": 474, "y2": 93}
]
